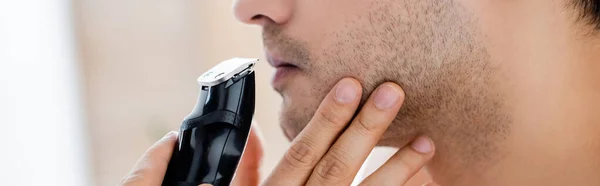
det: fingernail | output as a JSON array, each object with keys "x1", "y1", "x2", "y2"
[
  {"x1": 373, "y1": 84, "x2": 401, "y2": 109},
  {"x1": 165, "y1": 131, "x2": 178, "y2": 138},
  {"x1": 411, "y1": 136, "x2": 433, "y2": 153},
  {"x1": 335, "y1": 79, "x2": 358, "y2": 104}
]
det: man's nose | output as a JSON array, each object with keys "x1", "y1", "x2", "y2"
[{"x1": 233, "y1": 0, "x2": 293, "y2": 26}]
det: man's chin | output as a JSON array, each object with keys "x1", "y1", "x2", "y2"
[
  {"x1": 278, "y1": 120, "x2": 301, "y2": 141},
  {"x1": 277, "y1": 96, "x2": 315, "y2": 141},
  {"x1": 278, "y1": 111, "x2": 310, "y2": 141}
]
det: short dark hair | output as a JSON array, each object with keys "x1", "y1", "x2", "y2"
[{"x1": 573, "y1": 0, "x2": 600, "y2": 30}]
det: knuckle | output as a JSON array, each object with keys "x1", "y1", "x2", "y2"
[
  {"x1": 314, "y1": 149, "x2": 351, "y2": 182},
  {"x1": 317, "y1": 106, "x2": 346, "y2": 127},
  {"x1": 353, "y1": 116, "x2": 382, "y2": 136},
  {"x1": 282, "y1": 140, "x2": 318, "y2": 170}
]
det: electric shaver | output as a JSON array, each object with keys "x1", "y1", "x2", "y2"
[{"x1": 162, "y1": 58, "x2": 257, "y2": 186}]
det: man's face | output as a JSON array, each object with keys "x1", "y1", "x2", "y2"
[{"x1": 234, "y1": 0, "x2": 509, "y2": 163}]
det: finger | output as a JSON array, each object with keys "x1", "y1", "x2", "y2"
[
  {"x1": 232, "y1": 124, "x2": 264, "y2": 186},
  {"x1": 120, "y1": 131, "x2": 178, "y2": 186},
  {"x1": 264, "y1": 78, "x2": 362, "y2": 186},
  {"x1": 359, "y1": 136, "x2": 435, "y2": 186},
  {"x1": 307, "y1": 83, "x2": 405, "y2": 186}
]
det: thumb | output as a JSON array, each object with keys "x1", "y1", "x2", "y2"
[
  {"x1": 232, "y1": 124, "x2": 265, "y2": 186},
  {"x1": 120, "y1": 131, "x2": 178, "y2": 186}
]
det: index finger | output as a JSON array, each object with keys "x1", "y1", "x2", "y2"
[{"x1": 263, "y1": 78, "x2": 362, "y2": 186}]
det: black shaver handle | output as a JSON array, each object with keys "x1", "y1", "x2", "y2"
[{"x1": 162, "y1": 72, "x2": 255, "y2": 186}]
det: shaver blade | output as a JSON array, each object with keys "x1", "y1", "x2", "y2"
[{"x1": 197, "y1": 58, "x2": 258, "y2": 87}]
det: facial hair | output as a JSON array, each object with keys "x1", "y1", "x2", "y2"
[{"x1": 262, "y1": 0, "x2": 511, "y2": 184}]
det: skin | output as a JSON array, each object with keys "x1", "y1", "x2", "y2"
[
  {"x1": 121, "y1": 80, "x2": 439, "y2": 186},
  {"x1": 233, "y1": 0, "x2": 600, "y2": 185},
  {"x1": 121, "y1": 129, "x2": 264, "y2": 186}
]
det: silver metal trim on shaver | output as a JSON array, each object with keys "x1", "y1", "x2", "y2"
[{"x1": 197, "y1": 58, "x2": 258, "y2": 87}]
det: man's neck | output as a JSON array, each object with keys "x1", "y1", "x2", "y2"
[
  {"x1": 462, "y1": 33, "x2": 600, "y2": 186},
  {"x1": 422, "y1": 30, "x2": 600, "y2": 185}
]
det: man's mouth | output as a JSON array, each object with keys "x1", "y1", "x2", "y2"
[{"x1": 266, "y1": 53, "x2": 301, "y2": 91}]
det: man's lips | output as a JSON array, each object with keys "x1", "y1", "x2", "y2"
[
  {"x1": 266, "y1": 57, "x2": 301, "y2": 91},
  {"x1": 273, "y1": 65, "x2": 299, "y2": 87},
  {"x1": 268, "y1": 58, "x2": 296, "y2": 68}
]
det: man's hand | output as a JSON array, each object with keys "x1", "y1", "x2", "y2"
[
  {"x1": 262, "y1": 78, "x2": 436, "y2": 186},
  {"x1": 120, "y1": 127, "x2": 264, "y2": 186}
]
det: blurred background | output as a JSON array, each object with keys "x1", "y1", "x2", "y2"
[{"x1": 0, "y1": 0, "x2": 289, "y2": 185}]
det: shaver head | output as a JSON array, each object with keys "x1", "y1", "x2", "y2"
[{"x1": 197, "y1": 58, "x2": 257, "y2": 87}]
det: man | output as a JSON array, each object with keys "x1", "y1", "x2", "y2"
[{"x1": 122, "y1": 0, "x2": 600, "y2": 185}]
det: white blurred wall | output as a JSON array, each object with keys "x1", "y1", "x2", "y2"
[
  {"x1": 74, "y1": 0, "x2": 288, "y2": 185},
  {"x1": 0, "y1": 1, "x2": 90, "y2": 185}
]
